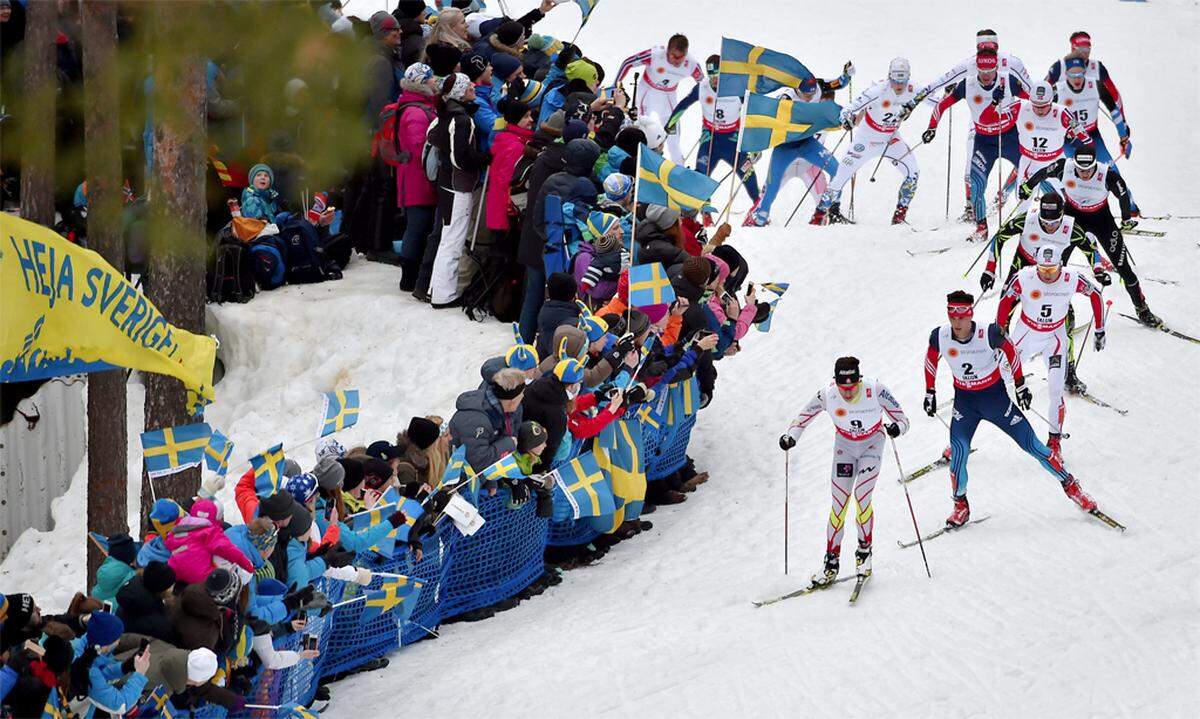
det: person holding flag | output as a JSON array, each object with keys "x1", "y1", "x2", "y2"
[{"x1": 614, "y1": 34, "x2": 704, "y2": 161}]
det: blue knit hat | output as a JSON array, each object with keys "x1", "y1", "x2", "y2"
[
  {"x1": 86, "y1": 611, "x2": 124, "y2": 648},
  {"x1": 150, "y1": 498, "x2": 184, "y2": 524},
  {"x1": 516, "y1": 79, "x2": 546, "y2": 107},
  {"x1": 603, "y1": 174, "x2": 633, "y2": 203},
  {"x1": 285, "y1": 472, "x2": 318, "y2": 504},
  {"x1": 247, "y1": 163, "x2": 274, "y2": 186},
  {"x1": 553, "y1": 358, "x2": 585, "y2": 385}
]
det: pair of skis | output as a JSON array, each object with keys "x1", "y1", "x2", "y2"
[
  {"x1": 753, "y1": 573, "x2": 870, "y2": 608},
  {"x1": 893, "y1": 506, "x2": 1125, "y2": 550}
]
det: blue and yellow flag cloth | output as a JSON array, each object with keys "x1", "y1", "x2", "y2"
[
  {"x1": 350, "y1": 502, "x2": 398, "y2": 556},
  {"x1": 140, "y1": 423, "x2": 212, "y2": 479},
  {"x1": 741, "y1": 93, "x2": 843, "y2": 152},
  {"x1": 439, "y1": 445, "x2": 476, "y2": 491},
  {"x1": 636, "y1": 144, "x2": 720, "y2": 213},
  {"x1": 481, "y1": 453, "x2": 525, "y2": 483},
  {"x1": 359, "y1": 575, "x2": 423, "y2": 626},
  {"x1": 204, "y1": 429, "x2": 233, "y2": 478},
  {"x1": 553, "y1": 451, "x2": 615, "y2": 519},
  {"x1": 282, "y1": 703, "x2": 320, "y2": 719},
  {"x1": 628, "y1": 263, "x2": 676, "y2": 308},
  {"x1": 756, "y1": 282, "x2": 790, "y2": 333},
  {"x1": 574, "y1": 0, "x2": 599, "y2": 26},
  {"x1": 717, "y1": 37, "x2": 812, "y2": 97},
  {"x1": 0, "y1": 214, "x2": 216, "y2": 415},
  {"x1": 319, "y1": 389, "x2": 360, "y2": 437},
  {"x1": 133, "y1": 684, "x2": 176, "y2": 719},
  {"x1": 250, "y1": 443, "x2": 286, "y2": 497},
  {"x1": 41, "y1": 690, "x2": 67, "y2": 719}
]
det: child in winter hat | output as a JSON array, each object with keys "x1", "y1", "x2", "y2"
[
  {"x1": 580, "y1": 212, "x2": 625, "y2": 297},
  {"x1": 442, "y1": 72, "x2": 475, "y2": 102},
  {"x1": 86, "y1": 611, "x2": 124, "y2": 649},
  {"x1": 186, "y1": 648, "x2": 219, "y2": 685},
  {"x1": 602, "y1": 174, "x2": 633, "y2": 208},
  {"x1": 240, "y1": 163, "x2": 280, "y2": 222}
]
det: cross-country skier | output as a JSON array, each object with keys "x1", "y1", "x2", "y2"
[
  {"x1": 747, "y1": 63, "x2": 853, "y2": 227},
  {"x1": 614, "y1": 34, "x2": 704, "y2": 162},
  {"x1": 999, "y1": 80, "x2": 1091, "y2": 205},
  {"x1": 1051, "y1": 53, "x2": 1139, "y2": 214},
  {"x1": 811, "y1": 58, "x2": 920, "y2": 226},
  {"x1": 778, "y1": 357, "x2": 909, "y2": 586},
  {"x1": 924, "y1": 289, "x2": 1097, "y2": 527},
  {"x1": 981, "y1": 193, "x2": 1105, "y2": 293},
  {"x1": 1045, "y1": 31, "x2": 1128, "y2": 139},
  {"x1": 666, "y1": 54, "x2": 760, "y2": 210},
  {"x1": 901, "y1": 29, "x2": 1032, "y2": 221},
  {"x1": 996, "y1": 244, "x2": 1107, "y2": 459},
  {"x1": 1021, "y1": 147, "x2": 1160, "y2": 327},
  {"x1": 921, "y1": 50, "x2": 1027, "y2": 242}
]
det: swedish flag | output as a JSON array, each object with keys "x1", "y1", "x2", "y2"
[
  {"x1": 140, "y1": 423, "x2": 212, "y2": 479},
  {"x1": 41, "y1": 690, "x2": 65, "y2": 719},
  {"x1": 588, "y1": 419, "x2": 646, "y2": 533},
  {"x1": 250, "y1": 443, "x2": 286, "y2": 497},
  {"x1": 481, "y1": 453, "x2": 525, "y2": 483},
  {"x1": 350, "y1": 503, "x2": 397, "y2": 556},
  {"x1": 283, "y1": 703, "x2": 320, "y2": 719},
  {"x1": 204, "y1": 429, "x2": 233, "y2": 478},
  {"x1": 718, "y1": 37, "x2": 812, "y2": 98},
  {"x1": 439, "y1": 445, "x2": 472, "y2": 489},
  {"x1": 359, "y1": 576, "x2": 423, "y2": 626},
  {"x1": 574, "y1": 0, "x2": 599, "y2": 26},
  {"x1": 756, "y1": 282, "x2": 790, "y2": 333},
  {"x1": 319, "y1": 389, "x2": 360, "y2": 437},
  {"x1": 627, "y1": 263, "x2": 676, "y2": 308},
  {"x1": 554, "y1": 452, "x2": 615, "y2": 519},
  {"x1": 741, "y1": 93, "x2": 843, "y2": 153},
  {"x1": 133, "y1": 684, "x2": 176, "y2": 719},
  {"x1": 636, "y1": 144, "x2": 720, "y2": 213}
]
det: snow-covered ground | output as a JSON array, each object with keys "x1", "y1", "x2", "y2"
[{"x1": 4, "y1": 0, "x2": 1199, "y2": 716}]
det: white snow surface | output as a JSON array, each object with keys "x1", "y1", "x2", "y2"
[{"x1": 4, "y1": 0, "x2": 1200, "y2": 716}]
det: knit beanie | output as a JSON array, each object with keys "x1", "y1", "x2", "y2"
[
  {"x1": 395, "y1": 0, "x2": 428, "y2": 19},
  {"x1": 642, "y1": 303, "x2": 669, "y2": 324},
  {"x1": 248, "y1": 522, "x2": 278, "y2": 556},
  {"x1": 644, "y1": 204, "x2": 681, "y2": 231},
  {"x1": 547, "y1": 272, "x2": 577, "y2": 301},
  {"x1": 553, "y1": 358, "x2": 585, "y2": 385},
  {"x1": 563, "y1": 119, "x2": 589, "y2": 142},
  {"x1": 491, "y1": 53, "x2": 522, "y2": 83},
  {"x1": 682, "y1": 256, "x2": 714, "y2": 288},
  {"x1": 86, "y1": 611, "x2": 124, "y2": 648},
  {"x1": 285, "y1": 472, "x2": 318, "y2": 504},
  {"x1": 363, "y1": 458, "x2": 394, "y2": 485},
  {"x1": 338, "y1": 457, "x2": 366, "y2": 491},
  {"x1": 313, "y1": 456, "x2": 346, "y2": 491},
  {"x1": 247, "y1": 163, "x2": 274, "y2": 187},
  {"x1": 142, "y1": 561, "x2": 177, "y2": 595},
  {"x1": 539, "y1": 109, "x2": 565, "y2": 136},
  {"x1": 369, "y1": 11, "x2": 399, "y2": 37},
  {"x1": 495, "y1": 20, "x2": 524, "y2": 47},
  {"x1": 444, "y1": 72, "x2": 474, "y2": 101},
  {"x1": 426, "y1": 43, "x2": 464, "y2": 77},
  {"x1": 603, "y1": 174, "x2": 633, "y2": 203},
  {"x1": 187, "y1": 648, "x2": 219, "y2": 684},
  {"x1": 283, "y1": 458, "x2": 302, "y2": 478},
  {"x1": 407, "y1": 416, "x2": 441, "y2": 451},
  {"x1": 566, "y1": 59, "x2": 599, "y2": 88},
  {"x1": 260, "y1": 491, "x2": 295, "y2": 522},
  {"x1": 42, "y1": 635, "x2": 73, "y2": 675},
  {"x1": 517, "y1": 421, "x2": 547, "y2": 454},
  {"x1": 366, "y1": 440, "x2": 402, "y2": 462},
  {"x1": 579, "y1": 315, "x2": 608, "y2": 342},
  {"x1": 586, "y1": 212, "x2": 621, "y2": 253},
  {"x1": 460, "y1": 53, "x2": 488, "y2": 82},
  {"x1": 404, "y1": 62, "x2": 434, "y2": 84},
  {"x1": 204, "y1": 568, "x2": 241, "y2": 607},
  {"x1": 502, "y1": 99, "x2": 531, "y2": 126},
  {"x1": 6, "y1": 593, "x2": 34, "y2": 627},
  {"x1": 107, "y1": 532, "x2": 137, "y2": 566}
]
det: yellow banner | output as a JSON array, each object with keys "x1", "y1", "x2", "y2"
[{"x1": 1, "y1": 214, "x2": 216, "y2": 411}]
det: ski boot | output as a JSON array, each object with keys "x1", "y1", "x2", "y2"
[
  {"x1": 1047, "y1": 432, "x2": 1063, "y2": 463},
  {"x1": 811, "y1": 551, "x2": 840, "y2": 587},
  {"x1": 745, "y1": 207, "x2": 769, "y2": 227},
  {"x1": 969, "y1": 220, "x2": 988, "y2": 243},
  {"x1": 854, "y1": 543, "x2": 872, "y2": 578},
  {"x1": 1135, "y1": 302, "x2": 1162, "y2": 328},
  {"x1": 958, "y1": 203, "x2": 976, "y2": 223},
  {"x1": 941, "y1": 445, "x2": 952, "y2": 462},
  {"x1": 826, "y1": 203, "x2": 852, "y2": 224},
  {"x1": 809, "y1": 206, "x2": 827, "y2": 226},
  {"x1": 1061, "y1": 475, "x2": 1097, "y2": 511},
  {"x1": 946, "y1": 495, "x2": 970, "y2": 528},
  {"x1": 891, "y1": 204, "x2": 908, "y2": 225},
  {"x1": 1065, "y1": 367, "x2": 1087, "y2": 395}
]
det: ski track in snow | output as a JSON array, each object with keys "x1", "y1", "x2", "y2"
[{"x1": 4, "y1": 1, "x2": 1200, "y2": 716}]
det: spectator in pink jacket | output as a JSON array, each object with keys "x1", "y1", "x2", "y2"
[
  {"x1": 704, "y1": 253, "x2": 759, "y2": 341},
  {"x1": 164, "y1": 499, "x2": 254, "y2": 585},
  {"x1": 395, "y1": 63, "x2": 441, "y2": 293},
  {"x1": 485, "y1": 99, "x2": 534, "y2": 240}
]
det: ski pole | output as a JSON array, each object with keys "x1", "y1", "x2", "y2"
[
  {"x1": 962, "y1": 239, "x2": 993, "y2": 279},
  {"x1": 945, "y1": 105, "x2": 953, "y2": 221},
  {"x1": 784, "y1": 447, "x2": 790, "y2": 575},
  {"x1": 469, "y1": 170, "x2": 489, "y2": 251},
  {"x1": 1074, "y1": 299, "x2": 1112, "y2": 374},
  {"x1": 783, "y1": 131, "x2": 850, "y2": 227},
  {"x1": 848, "y1": 76, "x2": 855, "y2": 222},
  {"x1": 889, "y1": 436, "x2": 932, "y2": 579}
]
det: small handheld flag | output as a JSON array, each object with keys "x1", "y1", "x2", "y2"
[
  {"x1": 756, "y1": 282, "x2": 790, "y2": 333},
  {"x1": 250, "y1": 443, "x2": 286, "y2": 497},
  {"x1": 140, "y1": 423, "x2": 212, "y2": 479},
  {"x1": 359, "y1": 576, "x2": 424, "y2": 626},
  {"x1": 319, "y1": 390, "x2": 360, "y2": 437},
  {"x1": 741, "y1": 93, "x2": 843, "y2": 152},
  {"x1": 552, "y1": 452, "x2": 615, "y2": 519},
  {"x1": 134, "y1": 684, "x2": 177, "y2": 719},
  {"x1": 627, "y1": 263, "x2": 676, "y2": 308},
  {"x1": 636, "y1": 144, "x2": 720, "y2": 213},
  {"x1": 480, "y1": 453, "x2": 525, "y2": 483},
  {"x1": 41, "y1": 690, "x2": 66, "y2": 719},
  {"x1": 717, "y1": 37, "x2": 812, "y2": 97},
  {"x1": 574, "y1": 0, "x2": 599, "y2": 26},
  {"x1": 204, "y1": 429, "x2": 234, "y2": 478}
]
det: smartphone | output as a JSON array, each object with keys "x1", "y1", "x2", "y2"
[
  {"x1": 138, "y1": 637, "x2": 151, "y2": 655},
  {"x1": 304, "y1": 634, "x2": 319, "y2": 652},
  {"x1": 24, "y1": 639, "x2": 45, "y2": 657},
  {"x1": 102, "y1": 600, "x2": 114, "y2": 614}
]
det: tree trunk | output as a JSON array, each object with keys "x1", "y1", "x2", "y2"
[
  {"x1": 81, "y1": 0, "x2": 127, "y2": 586},
  {"x1": 141, "y1": 5, "x2": 207, "y2": 525},
  {"x1": 19, "y1": 0, "x2": 56, "y2": 226}
]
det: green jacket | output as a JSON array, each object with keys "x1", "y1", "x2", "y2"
[{"x1": 90, "y1": 557, "x2": 137, "y2": 608}]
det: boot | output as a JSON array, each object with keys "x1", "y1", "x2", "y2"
[
  {"x1": 809, "y1": 207, "x2": 827, "y2": 226},
  {"x1": 1135, "y1": 302, "x2": 1162, "y2": 328},
  {"x1": 946, "y1": 495, "x2": 970, "y2": 528},
  {"x1": 1047, "y1": 432, "x2": 1063, "y2": 464},
  {"x1": 941, "y1": 445, "x2": 952, "y2": 462},
  {"x1": 1065, "y1": 367, "x2": 1087, "y2": 395},
  {"x1": 969, "y1": 220, "x2": 988, "y2": 243},
  {"x1": 854, "y1": 543, "x2": 872, "y2": 578},
  {"x1": 826, "y1": 203, "x2": 852, "y2": 224},
  {"x1": 1061, "y1": 475, "x2": 1097, "y2": 511},
  {"x1": 958, "y1": 203, "x2": 976, "y2": 223},
  {"x1": 745, "y1": 207, "x2": 770, "y2": 227},
  {"x1": 891, "y1": 204, "x2": 908, "y2": 225},
  {"x1": 811, "y1": 550, "x2": 840, "y2": 587}
]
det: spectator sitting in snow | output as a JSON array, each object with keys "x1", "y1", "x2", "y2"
[{"x1": 240, "y1": 163, "x2": 281, "y2": 222}]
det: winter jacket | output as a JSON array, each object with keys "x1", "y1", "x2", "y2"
[
  {"x1": 486, "y1": 123, "x2": 534, "y2": 231},
  {"x1": 0, "y1": 666, "x2": 16, "y2": 705},
  {"x1": 595, "y1": 144, "x2": 631, "y2": 181},
  {"x1": 520, "y1": 376, "x2": 570, "y2": 472},
  {"x1": 115, "y1": 575, "x2": 174, "y2": 643},
  {"x1": 113, "y1": 634, "x2": 244, "y2": 712},
  {"x1": 84, "y1": 651, "x2": 148, "y2": 718},
  {"x1": 240, "y1": 185, "x2": 280, "y2": 223},
  {"x1": 169, "y1": 583, "x2": 223, "y2": 651},
  {"x1": 136, "y1": 535, "x2": 170, "y2": 567},
  {"x1": 579, "y1": 246, "x2": 622, "y2": 297},
  {"x1": 286, "y1": 537, "x2": 327, "y2": 588},
  {"x1": 567, "y1": 391, "x2": 623, "y2": 439},
  {"x1": 517, "y1": 137, "x2": 568, "y2": 269},
  {"x1": 536, "y1": 325, "x2": 616, "y2": 388},
  {"x1": 234, "y1": 467, "x2": 260, "y2": 524},
  {"x1": 529, "y1": 139, "x2": 601, "y2": 267},
  {"x1": 472, "y1": 82, "x2": 502, "y2": 150},
  {"x1": 537, "y1": 62, "x2": 568, "y2": 126},
  {"x1": 90, "y1": 557, "x2": 136, "y2": 608},
  {"x1": 433, "y1": 98, "x2": 489, "y2": 193},
  {"x1": 165, "y1": 512, "x2": 254, "y2": 585},
  {"x1": 395, "y1": 89, "x2": 439, "y2": 208},
  {"x1": 448, "y1": 385, "x2": 523, "y2": 473},
  {"x1": 365, "y1": 42, "x2": 402, "y2": 127},
  {"x1": 635, "y1": 223, "x2": 689, "y2": 270},
  {"x1": 534, "y1": 299, "x2": 581, "y2": 358},
  {"x1": 1, "y1": 664, "x2": 58, "y2": 719}
]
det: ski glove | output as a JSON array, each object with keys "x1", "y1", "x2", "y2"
[
  {"x1": 1093, "y1": 269, "x2": 1111, "y2": 287},
  {"x1": 991, "y1": 86, "x2": 1006, "y2": 105},
  {"x1": 843, "y1": 60, "x2": 855, "y2": 77},
  {"x1": 1017, "y1": 183, "x2": 1033, "y2": 201},
  {"x1": 325, "y1": 549, "x2": 355, "y2": 568},
  {"x1": 614, "y1": 333, "x2": 636, "y2": 355},
  {"x1": 979, "y1": 269, "x2": 995, "y2": 292},
  {"x1": 283, "y1": 585, "x2": 316, "y2": 612},
  {"x1": 923, "y1": 389, "x2": 937, "y2": 417},
  {"x1": 1015, "y1": 385, "x2": 1033, "y2": 410},
  {"x1": 885, "y1": 423, "x2": 902, "y2": 438},
  {"x1": 899, "y1": 99, "x2": 918, "y2": 122},
  {"x1": 1120, "y1": 136, "x2": 1132, "y2": 159},
  {"x1": 921, "y1": 128, "x2": 936, "y2": 144},
  {"x1": 1120, "y1": 219, "x2": 1138, "y2": 231},
  {"x1": 387, "y1": 510, "x2": 409, "y2": 528},
  {"x1": 839, "y1": 109, "x2": 855, "y2": 131},
  {"x1": 1094, "y1": 328, "x2": 1106, "y2": 351},
  {"x1": 779, "y1": 434, "x2": 796, "y2": 451}
]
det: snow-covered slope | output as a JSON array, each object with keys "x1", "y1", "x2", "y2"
[{"x1": 4, "y1": 0, "x2": 1198, "y2": 716}]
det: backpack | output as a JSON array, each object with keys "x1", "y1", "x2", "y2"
[
  {"x1": 247, "y1": 234, "x2": 287, "y2": 290},
  {"x1": 373, "y1": 100, "x2": 436, "y2": 168},
  {"x1": 278, "y1": 217, "x2": 338, "y2": 284},
  {"x1": 421, "y1": 117, "x2": 441, "y2": 182},
  {"x1": 206, "y1": 224, "x2": 257, "y2": 303}
]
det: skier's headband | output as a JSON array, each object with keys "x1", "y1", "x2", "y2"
[
  {"x1": 834, "y1": 369, "x2": 861, "y2": 386},
  {"x1": 947, "y1": 303, "x2": 974, "y2": 318},
  {"x1": 1070, "y1": 33, "x2": 1091, "y2": 49},
  {"x1": 975, "y1": 54, "x2": 999, "y2": 71}
]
